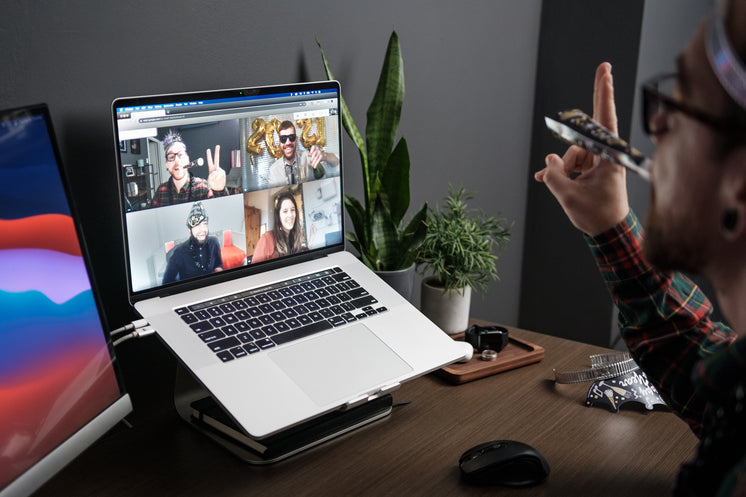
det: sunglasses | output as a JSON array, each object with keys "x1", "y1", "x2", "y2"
[
  {"x1": 642, "y1": 73, "x2": 746, "y2": 136},
  {"x1": 279, "y1": 134, "x2": 297, "y2": 144}
]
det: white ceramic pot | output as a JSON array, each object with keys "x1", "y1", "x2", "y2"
[{"x1": 420, "y1": 276, "x2": 471, "y2": 335}]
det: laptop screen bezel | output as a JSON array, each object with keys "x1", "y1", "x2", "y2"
[{"x1": 110, "y1": 80, "x2": 346, "y2": 303}]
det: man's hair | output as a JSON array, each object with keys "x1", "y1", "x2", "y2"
[
  {"x1": 163, "y1": 130, "x2": 184, "y2": 152},
  {"x1": 278, "y1": 120, "x2": 296, "y2": 133}
]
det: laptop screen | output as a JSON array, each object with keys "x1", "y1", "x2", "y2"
[
  {"x1": 112, "y1": 81, "x2": 344, "y2": 299},
  {"x1": 0, "y1": 104, "x2": 131, "y2": 495}
]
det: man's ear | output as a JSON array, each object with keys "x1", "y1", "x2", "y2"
[{"x1": 720, "y1": 146, "x2": 746, "y2": 240}]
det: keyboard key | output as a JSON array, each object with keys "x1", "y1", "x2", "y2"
[
  {"x1": 243, "y1": 343, "x2": 261, "y2": 354},
  {"x1": 217, "y1": 351, "x2": 234, "y2": 362},
  {"x1": 275, "y1": 321, "x2": 291, "y2": 333},
  {"x1": 181, "y1": 313, "x2": 198, "y2": 324},
  {"x1": 256, "y1": 338, "x2": 275, "y2": 350},
  {"x1": 222, "y1": 325, "x2": 238, "y2": 336},
  {"x1": 208, "y1": 337, "x2": 240, "y2": 352},
  {"x1": 199, "y1": 329, "x2": 225, "y2": 343},
  {"x1": 231, "y1": 346, "x2": 248, "y2": 359},
  {"x1": 351, "y1": 295, "x2": 378, "y2": 308},
  {"x1": 272, "y1": 320, "x2": 333, "y2": 346},
  {"x1": 329, "y1": 316, "x2": 347, "y2": 327},
  {"x1": 262, "y1": 325, "x2": 279, "y2": 336},
  {"x1": 190, "y1": 321, "x2": 214, "y2": 333},
  {"x1": 209, "y1": 317, "x2": 227, "y2": 327}
]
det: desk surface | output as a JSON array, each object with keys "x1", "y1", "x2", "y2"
[{"x1": 36, "y1": 323, "x2": 698, "y2": 496}]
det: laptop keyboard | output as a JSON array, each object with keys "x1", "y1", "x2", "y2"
[{"x1": 174, "y1": 267, "x2": 388, "y2": 363}]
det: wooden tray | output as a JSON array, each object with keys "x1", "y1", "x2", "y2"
[{"x1": 437, "y1": 333, "x2": 545, "y2": 384}]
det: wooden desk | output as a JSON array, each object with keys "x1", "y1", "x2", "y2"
[{"x1": 35, "y1": 324, "x2": 698, "y2": 496}]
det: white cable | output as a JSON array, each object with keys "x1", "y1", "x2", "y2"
[{"x1": 111, "y1": 322, "x2": 155, "y2": 347}]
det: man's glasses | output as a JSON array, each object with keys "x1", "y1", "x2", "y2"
[
  {"x1": 279, "y1": 134, "x2": 297, "y2": 144},
  {"x1": 642, "y1": 73, "x2": 746, "y2": 136},
  {"x1": 166, "y1": 151, "x2": 187, "y2": 162}
]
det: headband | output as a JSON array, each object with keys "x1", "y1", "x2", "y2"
[{"x1": 706, "y1": 0, "x2": 746, "y2": 109}]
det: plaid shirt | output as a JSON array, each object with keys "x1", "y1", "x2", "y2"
[
  {"x1": 586, "y1": 211, "x2": 746, "y2": 496},
  {"x1": 151, "y1": 173, "x2": 226, "y2": 207}
]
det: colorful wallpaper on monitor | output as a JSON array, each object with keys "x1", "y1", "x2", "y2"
[{"x1": 0, "y1": 113, "x2": 121, "y2": 488}]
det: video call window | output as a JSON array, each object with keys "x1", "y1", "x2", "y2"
[{"x1": 116, "y1": 92, "x2": 343, "y2": 294}]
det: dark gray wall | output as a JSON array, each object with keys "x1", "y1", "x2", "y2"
[
  {"x1": 0, "y1": 1, "x2": 713, "y2": 350},
  {"x1": 519, "y1": 1, "x2": 645, "y2": 346},
  {"x1": 0, "y1": 0, "x2": 540, "y2": 331},
  {"x1": 518, "y1": 0, "x2": 713, "y2": 347}
]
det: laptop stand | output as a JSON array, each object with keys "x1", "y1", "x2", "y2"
[{"x1": 172, "y1": 363, "x2": 393, "y2": 465}]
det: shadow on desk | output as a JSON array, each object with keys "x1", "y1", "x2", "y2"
[{"x1": 35, "y1": 324, "x2": 697, "y2": 497}]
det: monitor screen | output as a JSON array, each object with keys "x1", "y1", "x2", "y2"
[
  {"x1": 0, "y1": 104, "x2": 132, "y2": 497},
  {"x1": 111, "y1": 82, "x2": 343, "y2": 299}
]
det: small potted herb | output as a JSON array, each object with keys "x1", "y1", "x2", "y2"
[{"x1": 416, "y1": 185, "x2": 511, "y2": 334}]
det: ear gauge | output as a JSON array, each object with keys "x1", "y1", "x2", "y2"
[{"x1": 722, "y1": 208, "x2": 740, "y2": 237}]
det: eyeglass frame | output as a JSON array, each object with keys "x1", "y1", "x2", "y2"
[
  {"x1": 642, "y1": 72, "x2": 746, "y2": 136},
  {"x1": 165, "y1": 150, "x2": 188, "y2": 163},
  {"x1": 279, "y1": 134, "x2": 297, "y2": 144}
]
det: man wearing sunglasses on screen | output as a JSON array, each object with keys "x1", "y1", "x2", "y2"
[
  {"x1": 267, "y1": 120, "x2": 339, "y2": 187},
  {"x1": 534, "y1": 0, "x2": 746, "y2": 495}
]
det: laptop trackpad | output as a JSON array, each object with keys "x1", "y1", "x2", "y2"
[{"x1": 268, "y1": 323, "x2": 413, "y2": 406}]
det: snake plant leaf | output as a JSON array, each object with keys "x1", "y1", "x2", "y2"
[
  {"x1": 317, "y1": 38, "x2": 371, "y2": 205},
  {"x1": 370, "y1": 196, "x2": 399, "y2": 271},
  {"x1": 344, "y1": 194, "x2": 369, "y2": 247},
  {"x1": 366, "y1": 31, "x2": 404, "y2": 191},
  {"x1": 318, "y1": 30, "x2": 424, "y2": 272},
  {"x1": 396, "y1": 202, "x2": 428, "y2": 267},
  {"x1": 379, "y1": 137, "x2": 410, "y2": 227}
]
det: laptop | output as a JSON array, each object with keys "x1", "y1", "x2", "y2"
[{"x1": 111, "y1": 81, "x2": 464, "y2": 440}]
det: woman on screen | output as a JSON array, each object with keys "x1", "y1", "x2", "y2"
[{"x1": 252, "y1": 190, "x2": 313, "y2": 263}]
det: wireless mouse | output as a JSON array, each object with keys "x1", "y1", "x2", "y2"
[{"x1": 459, "y1": 440, "x2": 550, "y2": 486}]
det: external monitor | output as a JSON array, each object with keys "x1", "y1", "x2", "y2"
[{"x1": 0, "y1": 104, "x2": 132, "y2": 497}]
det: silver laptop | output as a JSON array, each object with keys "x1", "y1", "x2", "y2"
[{"x1": 111, "y1": 80, "x2": 463, "y2": 440}]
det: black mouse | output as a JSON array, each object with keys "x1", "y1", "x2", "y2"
[{"x1": 459, "y1": 440, "x2": 550, "y2": 486}]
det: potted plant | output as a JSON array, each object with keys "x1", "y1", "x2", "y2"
[
  {"x1": 416, "y1": 185, "x2": 512, "y2": 334},
  {"x1": 317, "y1": 31, "x2": 427, "y2": 300}
]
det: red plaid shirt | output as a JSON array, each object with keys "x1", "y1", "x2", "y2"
[
  {"x1": 151, "y1": 173, "x2": 226, "y2": 207},
  {"x1": 586, "y1": 211, "x2": 745, "y2": 496}
]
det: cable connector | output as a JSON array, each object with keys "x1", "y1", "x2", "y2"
[{"x1": 111, "y1": 320, "x2": 155, "y2": 347}]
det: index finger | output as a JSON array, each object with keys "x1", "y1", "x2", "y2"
[{"x1": 593, "y1": 62, "x2": 618, "y2": 135}]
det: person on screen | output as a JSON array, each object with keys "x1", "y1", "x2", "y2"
[
  {"x1": 163, "y1": 202, "x2": 223, "y2": 283},
  {"x1": 267, "y1": 121, "x2": 339, "y2": 187},
  {"x1": 252, "y1": 190, "x2": 314, "y2": 263},
  {"x1": 151, "y1": 130, "x2": 227, "y2": 207},
  {"x1": 533, "y1": 1, "x2": 746, "y2": 494}
]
